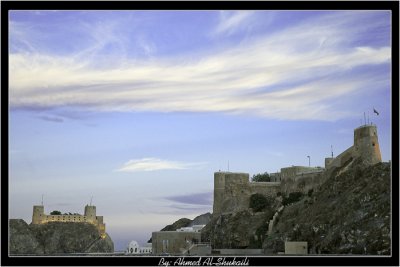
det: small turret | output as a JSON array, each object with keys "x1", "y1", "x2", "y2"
[{"x1": 32, "y1": 205, "x2": 44, "y2": 224}]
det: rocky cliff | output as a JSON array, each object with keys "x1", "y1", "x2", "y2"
[
  {"x1": 9, "y1": 219, "x2": 114, "y2": 255},
  {"x1": 264, "y1": 159, "x2": 391, "y2": 255},
  {"x1": 205, "y1": 158, "x2": 391, "y2": 255},
  {"x1": 201, "y1": 209, "x2": 274, "y2": 249}
]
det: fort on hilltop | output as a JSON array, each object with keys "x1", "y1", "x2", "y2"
[
  {"x1": 213, "y1": 124, "x2": 382, "y2": 217},
  {"x1": 32, "y1": 204, "x2": 106, "y2": 238}
]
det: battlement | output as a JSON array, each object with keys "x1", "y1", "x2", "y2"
[{"x1": 32, "y1": 204, "x2": 106, "y2": 238}]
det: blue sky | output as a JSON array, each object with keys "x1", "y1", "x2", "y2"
[{"x1": 9, "y1": 10, "x2": 391, "y2": 251}]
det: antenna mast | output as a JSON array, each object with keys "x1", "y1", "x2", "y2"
[
  {"x1": 228, "y1": 161, "x2": 230, "y2": 172},
  {"x1": 90, "y1": 196, "x2": 93, "y2": 206},
  {"x1": 41, "y1": 194, "x2": 44, "y2": 206},
  {"x1": 331, "y1": 145, "x2": 333, "y2": 158},
  {"x1": 364, "y1": 112, "x2": 366, "y2": 126}
]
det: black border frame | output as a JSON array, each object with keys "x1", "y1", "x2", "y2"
[{"x1": 1, "y1": 1, "x2": 399, "y2": 266}]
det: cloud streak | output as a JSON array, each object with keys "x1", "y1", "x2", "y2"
[
  {"x1": 116, "y1": 158, "x2": 206, "y2": 172},
  {"x1": 164, "y1": 192, "x2": 213, "y2": 206},
  {"x1": 9, "y1": 11, "x2": 390, "y2": 121}
]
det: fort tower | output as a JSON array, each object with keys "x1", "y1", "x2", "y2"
[
  {"x1": 353, "y1": 124, "x2": 382, "y2": 165},
  {"x1": 213, "y1": 172, "x2": 226, "y2": 216},
  {"x1": 84, "y1": 205, "x2": 97, "y2": 223},
  {"x1": 32, "y1": 205, "x2": 44, "y2": 224}
]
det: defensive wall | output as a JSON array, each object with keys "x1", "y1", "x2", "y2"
[
  {"x1": 281, "y1": 168, "x2": 325, "y2": 195},
  {"x1": 213, "y1": 172, "x2": 280, "y2": 216},
  {"x1": 212, "y1": 124, "x2": 382, "y2": 217},
  {"x1": 32, "y1": 205, "x2": 106, "y2": 238}
]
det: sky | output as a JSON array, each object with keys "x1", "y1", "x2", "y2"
[{"x1": 8, "y1": 10, "x2": 391, "y2": 251}]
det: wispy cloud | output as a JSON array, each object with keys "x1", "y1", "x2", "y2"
[
  {"x1": 115, "y1": 158, "x2": 207, "y2": 172},
  {"x1": 37, "y1": 115, "x2": 64, "y2": 123},
  {"x1": 213, "y1": 11, "x2": 255, "y2": 36},
  {"x1": 9, "y1": 11, "x2": 390, "y2": 121}
]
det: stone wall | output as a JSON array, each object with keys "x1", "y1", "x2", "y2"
[
  {"x1": 281, "y1": 166, "x2": 320, "y2": 181},
  {"x1": 281, "y1": 172, "x2": 324, "y2": 195},
  {"x1": 213, "y1": 172, "x2": 280, "y2": 216},
  {"x1": 249, "y1": 182, "x2": 280, "y2": 198},
  {"x1": 285, "y1": 241, "x2": 308, "y2": 254}
]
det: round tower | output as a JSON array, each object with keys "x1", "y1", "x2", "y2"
[
  {"x1": 84, "y1": 205, "x2": 96, "y2": 223},
  {"x1": 32, "y1": 205, "x2": 44, "y2": 224},
  {"x1": 353, "y1": 124, "x2": 382, "y2": 165},
  {"x1": 213, "y1": 172, "x2": 226, "y2": 217}
]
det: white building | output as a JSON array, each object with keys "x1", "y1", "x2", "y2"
[{"x1": 125, "y1": 240, "x2": 152, "y2": 255}]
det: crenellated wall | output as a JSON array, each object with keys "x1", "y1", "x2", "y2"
[{"x1": 32, "y1": 205, "x2": 106, "y2": 238}]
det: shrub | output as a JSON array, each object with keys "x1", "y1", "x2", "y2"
[
  {"x1": 282, "y1": 192, "x2": 304, "y2": 206},
  {"x1": 249, "y1": 193, "x2": 270, "y2": 212},
  {"x1": 251, "y1": 172, "x2": 271, "y2": 182},
  {"x1": 50, "y1": 210, "x2": 62, "y2": 215},
  {"x1": 307, "y1": 189, "x2": 314, "y2": 197}
]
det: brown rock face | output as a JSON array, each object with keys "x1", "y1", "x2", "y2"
[{"x1": 9, "y1": 220, "x2": 114, "y2": 254}]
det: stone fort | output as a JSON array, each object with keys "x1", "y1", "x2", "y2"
[
  {"x1": 32, "y1": 204, "x2": 106, "y2": 238},
  {"x1": 213, "y1": 124, "x2": 382, "y2": 217}
]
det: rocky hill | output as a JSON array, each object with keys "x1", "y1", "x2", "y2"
[
  {"x1": 9, "y1": 219, "x2": 114, "y2": 255},
  {"x1": 204, "y1": 158, "x2": 391, "y2": 255},
  {"x1": 189, "y1": 212, "x2": 212, "y2": 226},
  {"x1": 264, "y1": 159, "x2": 391, "y2": 255}
]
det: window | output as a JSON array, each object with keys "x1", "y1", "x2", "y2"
[{"x1": 372, "y1": 143, "x2": 375, "y2": 146}]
